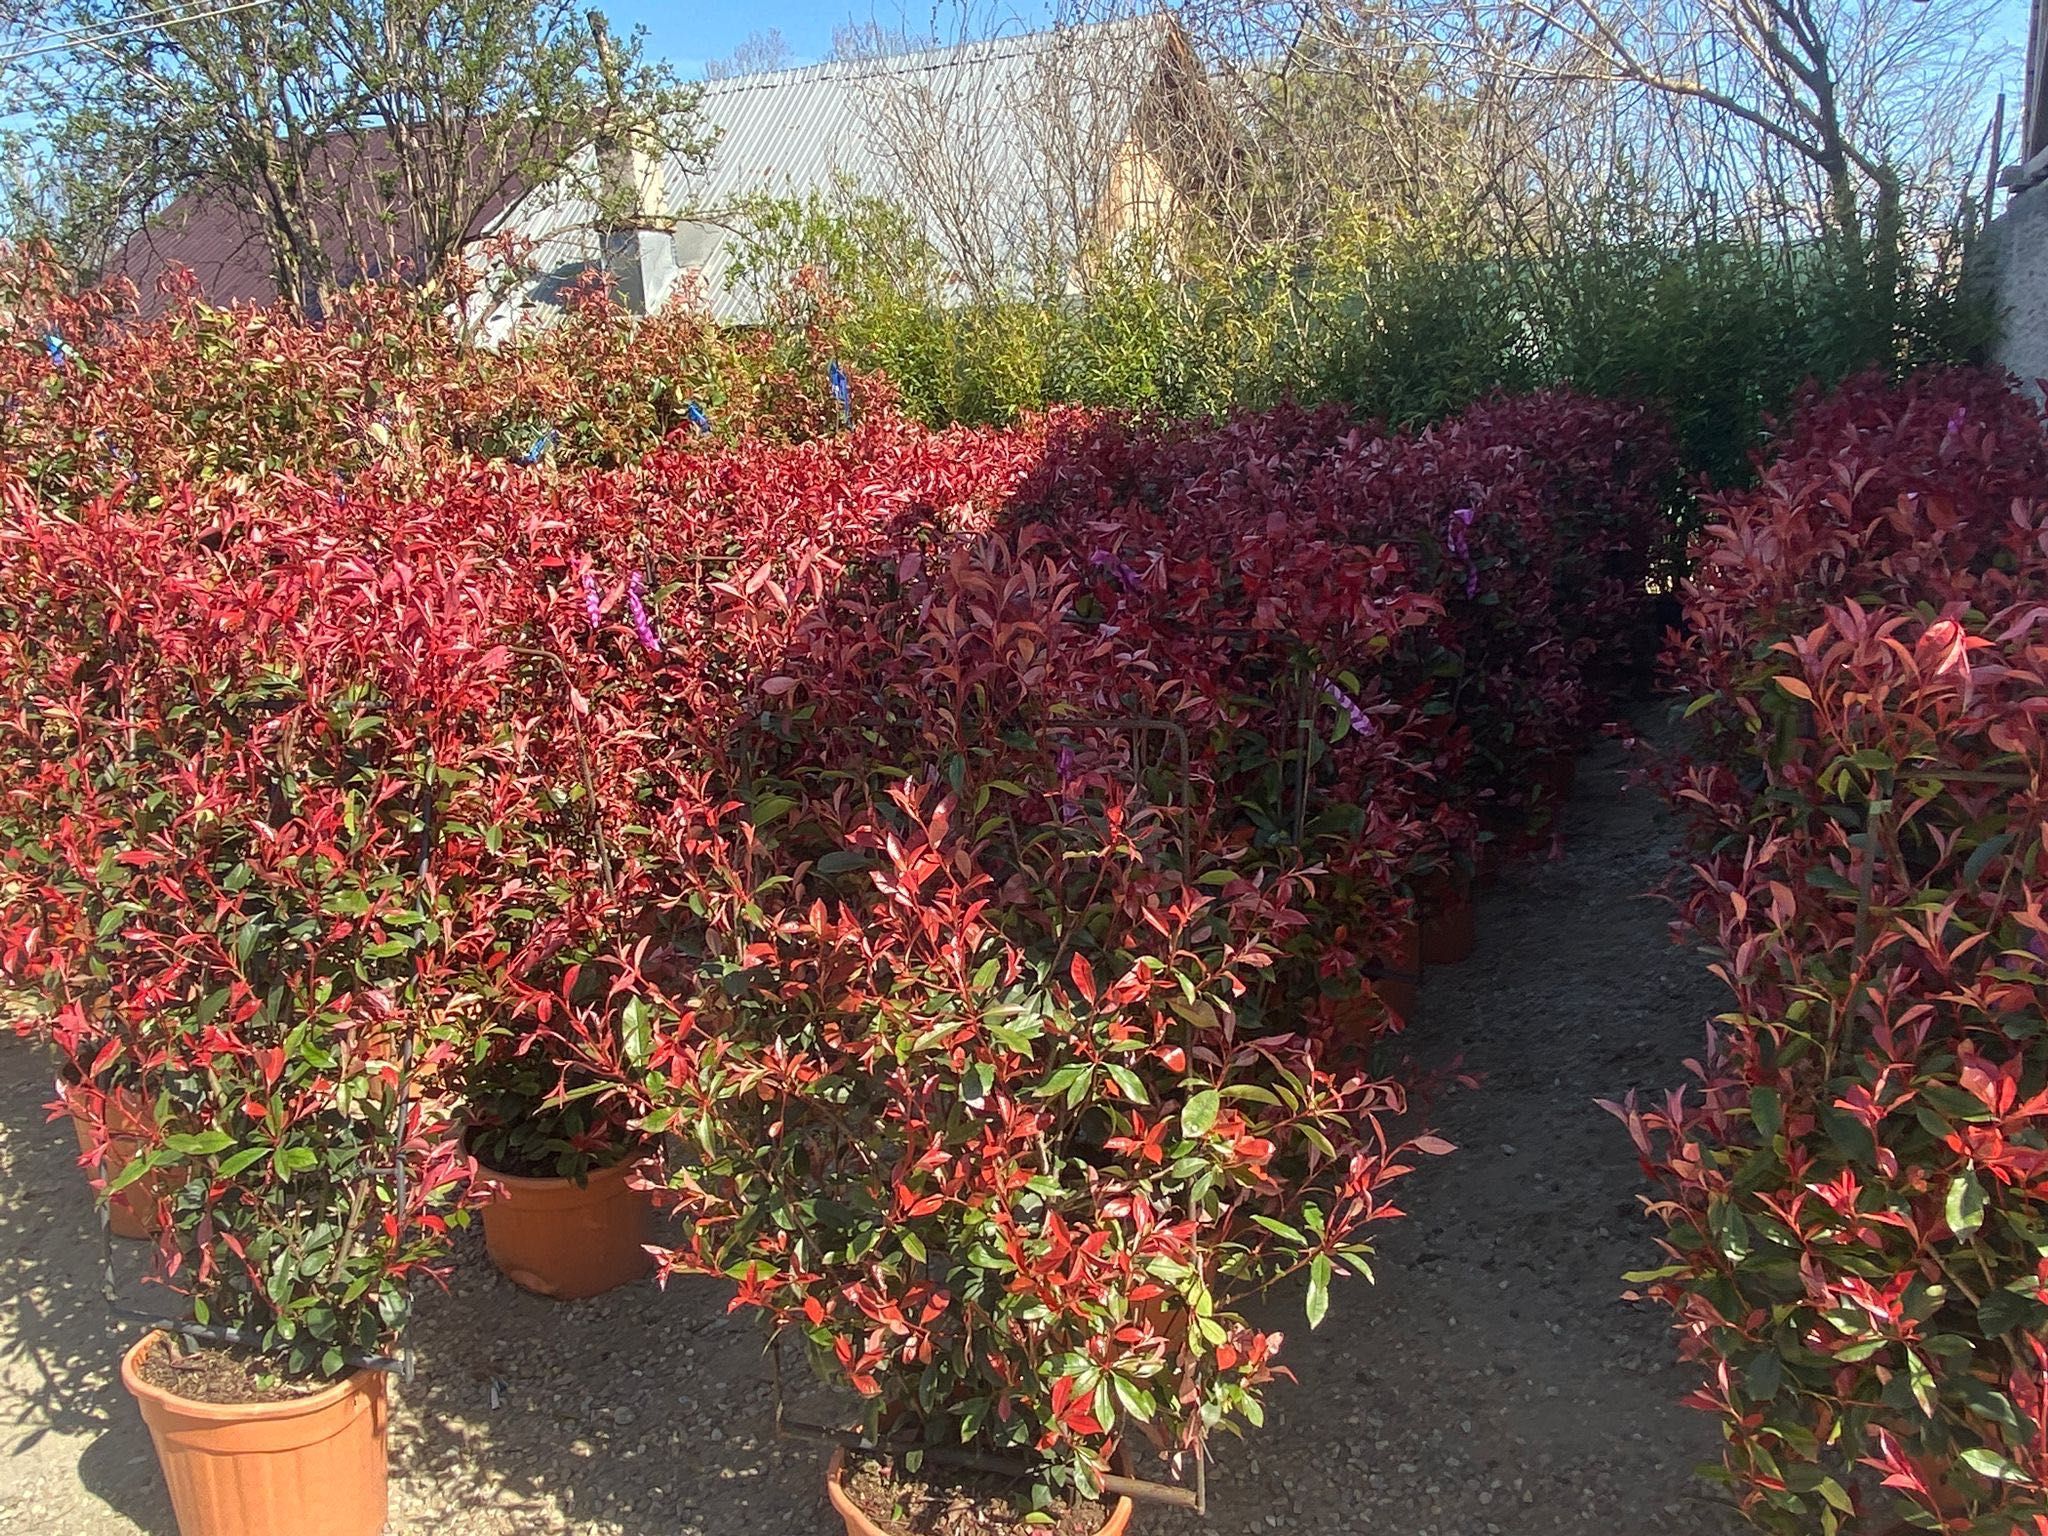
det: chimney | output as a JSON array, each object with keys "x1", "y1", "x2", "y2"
[{"x1": 588, "y1": 11, "x2": 678, "y2": 315}]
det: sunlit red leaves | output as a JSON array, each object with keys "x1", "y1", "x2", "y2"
[{"x1": 1643, "y1": 368, "x2": 2048, "y2": 1532}]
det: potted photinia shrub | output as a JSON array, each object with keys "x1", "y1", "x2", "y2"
[
  {"x1": 430, "y1": 588, "x2": 676, "y2": 1302},
  {"x1": 117, "y1": 1013, "x2": 464, "y2": 1536},
  {"x1": 49, "y1": 686, "x2": 482, "y2": 1536},
  {"x1": 637, "y1": 770, "x2": 1435, "y2": 1534},
  {"x1": 454, "y1": 989, "x2": 664, "y2": 1300},
  {"x1": 0, "y1": 448, "x2": 546, "y2": 1534}
]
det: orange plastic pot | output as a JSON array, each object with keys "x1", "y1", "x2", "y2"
[
  {"x1": 477, "y1": 1151, "x2": 658, "y2": 1300},
  {"x1": 1418, "y1": 870, "x2": 1476, "y2": 967},
  {"x1": 121, "y1": 1332, "x2": 389, "y2": 1536},
  {"x1": 825, "y1": 1446, "x2": 1134, "y2": 1536},
  {"x1": 64, "y1": 1080, "x2": 161, "y2": 1239},
  {"x1": 1365, "y1": 917, "x2": 1422, "y2": 1021}
]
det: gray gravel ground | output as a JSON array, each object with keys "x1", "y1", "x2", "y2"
[{"x1": 1, "y1": 717, "x2": 1743, "y2": 1535}]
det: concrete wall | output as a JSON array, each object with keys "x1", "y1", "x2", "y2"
[{"x1": 1991, "y1": 178, "x2": 2048, "y2": 397}]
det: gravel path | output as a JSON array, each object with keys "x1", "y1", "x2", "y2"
[{"x1": 1, "y1": 719, "x2": 1742, "y2": 1535}]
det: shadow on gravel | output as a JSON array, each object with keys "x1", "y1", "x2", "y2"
[
  {"x1": 3, "y1": 714, "x2": 1743, "y2": 1536},
  {"x1": 385, "y1": 1230, "x2": 854, "y2": 1535},
  {"x1": 0, "y1": 1037, "x2": 176, "y2": 1532}
]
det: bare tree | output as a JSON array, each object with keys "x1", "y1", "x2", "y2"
[
  {"x1": 5, "y1": 0, "x2": 706, "y2": 307},
  {"x1": 1416, "y1": 0, "x2": 2006, "y2": 241},
  {"x1": 831, "y1": 18, "x2": 941, "y2": 60},
  {"x1": 704, "y1": 28, "x2": 797, "y2": 80}
]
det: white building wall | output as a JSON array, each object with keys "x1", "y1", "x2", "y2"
[{"x1": 1991, "y1": 178, "x2": 2048, "y2": 398}]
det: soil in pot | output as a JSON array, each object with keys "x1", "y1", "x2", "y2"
[
  {"x1": 134, "y1": 1337, "x2": 332, "y2": 1405},
  {"x1": 122, "y1": 1332, "x2": 389, "y2": 1536},
  {"x1": 472, "y1": 1142, "x2": 659, "y2": 1300},
  {"x1": 827, "y1": 1447, "x2": 1133, "y2": 1536},
  {"x1": 63, "y1": 1080, "x2": 162, "y2": 1239}
]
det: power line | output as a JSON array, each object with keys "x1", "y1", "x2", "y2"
[{"x1": 0, "y1": 0, "x2": 281, "y2": 67}]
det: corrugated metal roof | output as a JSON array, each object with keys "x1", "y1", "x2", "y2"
[
  {"x1": 110, "y1": 125, "x2": 535, "y2": 318},
  {"x1": 471, "y1": 15, "x2": 1177, "y2": 333}
]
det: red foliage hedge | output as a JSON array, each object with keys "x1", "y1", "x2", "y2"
[
  {"x1": 1628, "y1": 368, "x2": 2048, "y2": 1533},
  {"x1": 0, "y1": 251, "x2": 1676, "y2": 1486}
]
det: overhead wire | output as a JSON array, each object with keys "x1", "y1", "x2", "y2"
[{"x1": 0, "y1": 0, "x2": 280, "y2": 67}]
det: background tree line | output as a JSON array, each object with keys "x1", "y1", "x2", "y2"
[{"x1": 0, "y1": 0, "x2": 2026, "y2": 483}]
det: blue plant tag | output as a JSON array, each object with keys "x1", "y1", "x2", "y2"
[
  {"x1": 43, "y1": 333, "x2": 67, "y2": 368},
  {"x1": 686, "y1": 400, "x2": 711, "y2": 433},
  {"x1": 828, "y1": 361, "x2": 852, "y2": 425},
  {"x1": 520, "y1": 427, "x2": 558, "y2": 465}
]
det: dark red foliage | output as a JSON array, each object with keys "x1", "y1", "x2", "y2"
[
  {"x1": 1629, "y1": 368, "x2": 2048, "y2": 1533},
  {"x1": 0, "y1": 246, "x2": 1674, "y2": 1462}
]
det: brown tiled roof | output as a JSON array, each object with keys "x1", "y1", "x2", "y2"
[{"x1": 107, "y1": 126, "x2": 538, "y2": 316}]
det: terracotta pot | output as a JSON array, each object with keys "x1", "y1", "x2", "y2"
[
  {"x1": 477, "y1": 1151, "x2": 657, "y2": 1300},
  {"x1": 825, "y1": 1446, "x2": 1135, "y2": 1536},
  {"x1": 1364, "y1": 917, "x2": 1422, "y2": 1021},
  {"x1": 64, "y1": 1080, "x2": 162, "y2": 1239},
  {"x1": 121, "y1": 1331, "x2": 389, "y2": 1536},
  {"x1": 1417, "y1": 870, "x2": 1476, "y2": 967}
]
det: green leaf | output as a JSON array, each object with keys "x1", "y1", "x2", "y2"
[
  {"x1": 1182, "y1": 1089, "x2": 1221, "y2": 1138},
  {"x1": 621, "y1": 996, "x2": 652, "y2": 1068},
  {"x1": 1749, "y1": 1086, "x2": 1782, "y2": 1142},
  {"x1": 163, "y1": 1130, "x2": 232, "y2": 1157},
  {"x1": 1252, "y1": 1214, "x2": 1305, "y2": 1243},
  {"x1": 1945, "y1": 1168, "x2": 1986, "y2": 1240},
  {"x1": 1744, "y1": 1350, "x2": 1783, "y2": 1402},
  {"x1": 218, "y1": 1146, "x2": 271, "y2": 1177},
  {"x1": 1103, "y1": 1064, "x2": 1147, "y2": 1104},
  {"x1": 749, "y1": 794, "x2": 797, "y2": 827},
  {"x1": 1978, "y1": 1287, "x2": 2046, "y2": 1337},
  {"x1": 1959, "y1": 1447, "x2": 2029, "y2": 1483},
  {"x1": 1906, "y1": 1349, "x2": 1936, "y2": 1417},
  {"x1": 1708, "y1": 1200, "x2": 1751, "y2": 1262},
  {"x1": 1305, "y1": 1253, "x2": 1332, "y2": 1329},
  {"x1": 1963, "y1": 832, "x2": 2014, "y2": 887}
]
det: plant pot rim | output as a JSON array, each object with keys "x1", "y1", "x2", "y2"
[
  {"x1": 824, "y1": 1444, "x2": 1136, "y2": 1536},
  {"x1": 120, "y1": 1330, "x2": 380, "y2": 1424},
  {"x1": 467, "y1": 1142, "x2": 657, "y2": 1192},
  {"x1": 58, "y1": 1073, "x2": 148, "y2": 1100}
]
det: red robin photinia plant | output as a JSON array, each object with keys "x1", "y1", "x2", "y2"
[
  {"x1": 575, "y1": 396, "x2": 1674, "y2": 1496},
  {"x1": 1, "y1": 237, "x2": 1675, "y2": 1454},
  {"x1": 0, "y1": 478, "x2": 538, "y2": 1374},
  {"x1": 0, "y1": 242, "x2": 870, "y2": 508},
  {"x1": 1623, "y1": 368, "x2": 2048, "y2": 1533}
]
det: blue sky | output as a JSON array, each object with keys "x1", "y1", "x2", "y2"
[
  {"x1": 600, "y1": 0, "x2": 1057, "y2": 77},
  {"x1": 612, "y1": 0, "x2": 2036, "y2": 83}
]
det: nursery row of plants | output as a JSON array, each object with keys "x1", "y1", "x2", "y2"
[
  {"x1": 1, "y1": 248, "x2": 864, "y2": 491},
  {"x1": 1627, "y1": 369, "x2": 2048, "y2": 1534},
  {"x1": 0, "y1": 253, "x2": 1678, "y2": 1535}
]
